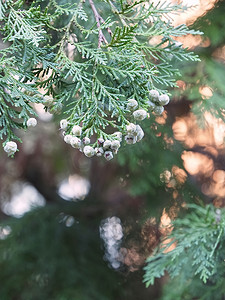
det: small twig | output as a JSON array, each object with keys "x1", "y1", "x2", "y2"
[
  {"x1": 98, "y1": 14, "x2": 113, "y2": 36},
  {"x1": 210, "y1": 227, "x2": 223, "y2": 258},
  {"x1": 88, "y1": 0, "x2": 108, "y2": 47}
]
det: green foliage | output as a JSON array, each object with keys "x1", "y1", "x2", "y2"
[
  {"x1": 5, "y1": 7, "x2": 47, "y2": 46},
  {"x1": 0, "y1": 0, "x2": 201, "y2": 155},
  {"x1": 0, "y1": 205, "x2": 124, "y2": 300},
  {"x1": 0, "y1": 46, "x2": 42, "y2": 142},
  {"x1": 143, "y1": 204, "x2": 225, "y2": 292}
]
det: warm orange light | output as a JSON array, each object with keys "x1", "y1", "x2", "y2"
[
  {"x1": 213, "y1": 45, "x2": 225, "y2": 60},
  {"x1": 160, "y1": 209, "x2": 172, "y2": 233},
  {"x1": 176, "y1": 80, "x2": 187, "y2": 90},
  {"x1": 155, "y1": 112, "x2": 167, "y2": 125},
  {"x1": 199, "y1": 86, "x2": 213, "y2": 99},
  {"x1": 172, "y1": 118, "x2": 188, "y2": 142},
  {"x1": 201, "y1": 169, "x2": 225, "y2": 198},
  {"x1": 181, "y1": 151, "x2": 214, "y2": 176},
  {"x1": 213, "y1": 170, "x2": 225, "y2": 184},
  {"x1": 167, "y1": 0, "x2": 217, "y2": 49},
  {"x1": 160, "y1": 210, "x2": 176, "y2": 252},
  {"x1": 171, "y1": 0, "x2": 217, "y2": 26},
  {"x1": 172, "y1": 165, "x2": 187, "y2": 184}
]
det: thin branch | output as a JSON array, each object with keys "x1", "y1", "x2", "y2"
[
  {"x1": 88, "y1": 0, "x2": 108, "y2": 48},
  {"x1": 98, "y1": 14, "x2": 113, "y2": 36}
]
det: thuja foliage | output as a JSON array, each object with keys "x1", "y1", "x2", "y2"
[
  {"x1": 0, "y1": 0, "x2": 201, "y2": 159},
  {"x1": 144, "y1": 204, "x2": 225, "y2": 299}
]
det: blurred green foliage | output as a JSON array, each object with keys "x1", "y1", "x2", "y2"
[{"x1": 0, "y1": 205, "x2": 125, "y2": 300}]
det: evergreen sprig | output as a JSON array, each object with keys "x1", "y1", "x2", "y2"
[
  {"x1": 143, "y1": 204, "x2": 225, "y2": 286},
  {"x1": 0, "y1": 0, "x2": 201, "y2": 158}
]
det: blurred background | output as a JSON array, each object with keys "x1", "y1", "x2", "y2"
[{"x1": 1, "y1": 0, "x2": 225, "y2": 299}]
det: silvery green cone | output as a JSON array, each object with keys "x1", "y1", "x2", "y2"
[
  {"x1": 83, "y1": 137, "x2": 91, "y2": 145},
  {"x1": 126, "y1": 123, "x2": 137, "y2": 135},
  {"x1": 154, "y1": 106, "x2": 164, "y2": 115},
  {"x1": 4, "y1": 141, "x2": 17, "y2": 156},
  {"x1": 111, "y1": 140, "x2": 120, "y2": 150},
  {"x1": 60, "y1": 119, "x2": 68, "y2": 130},
  {"x1": 104, "y1": 151, "x2": 113, "y2": 161},
  {"x1": 27, "y1": 118, "x2": 37, "y2": 127},
  {"x1": 72, "y1": 125, "x2": 82, "y2": 136},
  {"x1": 149, "y1": 90, "x2": 160, "y2": 100},
  {"x1": 103, "y1": 140, "x2": 112, "y2": 150},
  {"x1": 70, "y1": 137, "x2": 81, "y2": 149},
  {"x1": 64, "y1": 135, "x2": 73, "y2": 144},
  {"x1": 83, "y1": 146, "x2": 95, "y2": 157},
  {"x1": 158, "y1": 94, "x2": 170, "y2": 106},
  {"x1": 127, "y1": 99, "x2": 138, "y2": 111},
  {"x1": 133, "y1": 109, "x2": 148, "y2": 121}
]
